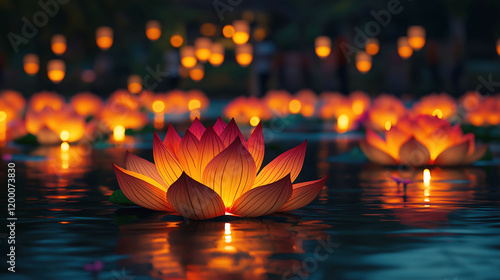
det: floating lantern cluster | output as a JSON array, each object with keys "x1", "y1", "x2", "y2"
[{"x1": 461, "y1": 91, "x2": 500, "y2": 126}]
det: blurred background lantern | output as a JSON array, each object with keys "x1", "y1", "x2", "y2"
[
  {"x1": 127, "y1": 75, "x2": 142, "y2": 94},
  {"x1": 315, "y1": 36, "x2": 331, "y2": 58},
  {"x1": 209, "y1": 43, "x2": 225, "y2": 66},
  {"x1": 365, "y1": 38, "x2": 380, "y2": 55},
  {"x1": 23, "y1": 54, "x2": 39, "y2": 76},
  {"x1": 180, "y1": 46, "x2": 197, "y2": 68},
  {"x1": 253, "y1": 27, "x2": 267, "y2": 41},
  {"x1": 235, "y1": 43, "x2": 253, "y2": 66},
  {"x1": 195, "y1": 37, "x2": 212, "y2": 62},
  {"x1": 232, "y1": 20, "x2": 250, "y2": 45},
  {"x1": 189, "y1": 64, "x2": 204, "y2": 81},
  {"x1": 47, "y1": 59, "x2": 65, "y2": 83},
  {"x1": 200, "y1": 22, "x2": 216, "y2": 37},
  {"x1": 398, "y1": 37, "x2": 413, "y2": 59},
  {"x1": 170, "y1": 34, "x2": 183, "y2": 48},
  {"x1": 356, "y1": 52, "x2": 372, "y2": 73},
  {"x1": 407, "y1": 25, "x2": 426, "y2": 50},
  {"x1": 51, "y1": 34, "x2": 67, "y2": 55},
  {"x1": 496, "y1": 38, "x2": 500, "y2": 55},
  {"x1": 223, "y1": 24, "x2": 235, "y2": 38},
  {"x1": 96, "y1": 26, "x2": 113, "y2": 50},
  {"x1": 145, "y1": 20, "x2": 161, "y2": 41}
]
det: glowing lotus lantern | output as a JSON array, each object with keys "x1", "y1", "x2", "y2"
[
  {"x1": 51, "y1": 34, "x2": 67, "y2": 55},
  {"x1": 235, "y1": 44, "x2": 253, "y2": 67},
  {"x1": 70, "y1": 92, "x2": 103, "y2": 117},
  {"x1": 319, "y1": 91, "x2": 370, "y2": 129},
  {"x1": 189, "y1": 64, "x2": 204, "y2": 81},
  {"x1": 462, "y1": 93, "x2": 500, "y2": 126},
  {"x1": 165, "y1": 90, "x2": 188, "y2": 114},
  {"x1": 355, "y1": 51, "x2": 372, "y2": 73},
  {"x1": 222, "y1": 25, "x2": 235, "y2": 38},
  {"x1": 264, "y1": 90, "x2": 292, "y2": 115},
  {"x1": 412, "y1": 93, "x2": 456, "y2": 119},
  {"x1": 170, "y1": 35, "x2": 183, "y2": 48},
  {"x1": 127, "y1": 75, "x2": 143, "y2": 94},
  {"x1": 365, "y1": 38, "x2": 380, "y2": 56},
  {"x1": 112, "y1": 118, "x2": 328, "y2": 219},
  {"x1": 360, "y1": 115, "x2": 487, "y2": 166},
  {"x1": 180, "y1": 46, "x2": 197, "y2": 68},
  {"x1": 23, "y1": 54, "x2": 39, "y2": 76},
  {"x1": 397, "y1": 37, "x2": 413, "y2": 59},
  {"x1": 195, "y1": 37, "x2": 212, "y2": 62},
  {"x1": 407, "y1": 25, "x2": 426, "y2": 50},
  {"x1": 99, "y1": 102, "x2": 147, "y2": 133},
  {"x1": 96, "y1": 26, "x2": 113, "y2": 50},
  {"x1": 28, "y1": 91, "x2": 65, "y2": 112},
  {"x1": 145, "y1": 20, "x2": 161, "y2": 41},
  {"x1": 209, "y1": 43, "x2": 225, "y2": 66},
  {"x1": 47, "y1": 59, "x2": 65, "y2": 83},
  {"x1": 366, "y1": 94, "x2": 407, "y2": 131},
  {"x1": 315, "y1": 36, "x2": 331, "y2": 58},
  {"x1": 294, "y1": 89, "x2": 317, "y2": 117},
  {"x1": 0, "y1": 90, "x2": 26, "y2": 121},
  {"x1": 232, "y1": 20, "x2": 250, "y2": 45},
  {"x1": 108, "y1": 89, "x2": 140, "y2": 111}
]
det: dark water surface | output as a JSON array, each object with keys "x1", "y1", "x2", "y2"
[{"x1": 1, "y1": 132, "x2": 500, "y2": 280}]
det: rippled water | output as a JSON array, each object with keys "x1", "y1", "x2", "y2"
[{"x1": 1, "y1": 129, "x2": 500, "y2": 280}]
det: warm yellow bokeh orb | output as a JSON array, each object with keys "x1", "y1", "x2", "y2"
[
  {"x1": 250, "y1": 116, "x2": 260, "y2": 127},
  {"x1": 432, "y1": 108, "x2": 443, "y2": 119},
  {"x1": 337, "y1": 114, "x2": 349, "y2": 132},
  {"x1": 188, "y1": 99, "x2": 201, "y2": 111},
  {"x1": 170, "y1": 35, "x2": 184, "y2": 48},
  {"x1": 152, "y1": 100, "x2": 165, "y2": 113},
  {"x1": 315, "y1": 46, "x2": 331, "y2": 58},
  {"x1": 232, "y1": 32, "x2": 249, "y2": 45},
  {"x1": 181, "y1": 57, "x2": 197, "y2": 68},
  {"x1": 60, "y1": 130, "x2": 69, "y2": 141},
  {"x1": 289, "y1": 99, "x2": 301, "y2": 114},
  {"x1": 222, "y1": 25, "x2": 235, "y2": 38}
]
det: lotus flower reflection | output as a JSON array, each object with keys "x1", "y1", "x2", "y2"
[
  {"x1": 360, "y1": 115, "x2": 487, "y2": 166},
  {"x1": 113, "y1": 118, "x2": 328, "y2": 220}
]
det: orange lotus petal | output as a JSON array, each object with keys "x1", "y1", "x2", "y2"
[
  {"x1": 213, "y1": 117, "x2": 227, "y2": 136},
  {"x1": 359, "y1": 140, "x2": 398, "y2": 165},
  {"x1": 198, "y1": 127, "x2": 225, "y2": 175},
  {"x1": 247, "y1": 122, "x2": 265, "y2": 171},
  {"x1": 219, "y1": 118, "x2": 247, "y2": 148},
  {"x1": 153, "y1": 132, "x2": 183, "y2": 186},
  {"x1": 202, "y1": 137, "x2": 256, "y2": 207},
  {"x1": 279, "y1": 175, "x2": 329, "y2": 212},
  {"x1": 163, "y1": 123, "x2": 181, "y2": 157},
  {"x1": 386, "y1": 127, "x2": 411, "y2": 154},
  {"x1": 365, "y1": 128, "x2": 391, "y2": 157},
  {"x1": 167, "y1": 173, "x2": 225, "y2": 220},
  {"x1": 433, "y1": 141, "x2": 469, "y2": 166},
  {"x1": 113, "y1": 165, "x2": 172, "y2": 211},
  {"x1": 230, "y1": 174, "x2": 292, "y2": 217},
  {"x1": 465, "y1": 144, "x2": 487, "y2": 164},
  {"x1": 177, "y1": 130, "x2": 201, "y2": 180},
  {"x1": 399, "y1": 137, "x2": 431, "y2": 166},
  {"x1": 125, "y1": 151, "x2": 167, "y2": 188},
  {"x1": 253, "y1": 141, "x2": 306, "y2": 187},
  {"x1": 188, "y1": 117, "x2": 206, "y2": 140}
]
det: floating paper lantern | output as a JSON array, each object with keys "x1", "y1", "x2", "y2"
[
  {"x1": 225, "y1": 96, "x2": 271, "y2": 125},
  {"x1": 29, "y1": 91, "x2": 65, "y2": 112},
  {"x1": 407, "y1": 25, "x2": 426, "y2": 50},
  {"x1": 200, "y1": 23, "x2": 216, "y2": 37},
  {"x1": 209, "y1": 43, "x2": 225, "y2": 66},
  {"x1": 222, "y1": 25, "x2": 235, "y2": 38},
  {"x1": 70, "y1": 92, "x2": 103, "y2": 117},
  {"x1": 356, "y1": 51, "x2": 372, "y2": 73},
  {"x1": 365, "y1": 38, "x2": 380, "y2": 56},
  {"x1": 497, "y1": 39, "x2": 500, "y2": 56},
  {"x1": 51, "y1": 34, "x2": 67, "y2": 55},
  {"x1": 235, "y1": 44, "x2": 253, "y2": 66},
  {"x1": 367, "y1": 94, "x2": 407, "y2": 131},
  {"x1": 264, "y1": 90, "x2": 292, "y2": 115},
  {"x1": 397, "y1": 37, "x2": 413, "y2": 59},
  {"x1": 232, "y1": 20, "x2": 250, "y2": 45},
  {"x1": 96, "y1": 27, "x2": 113, "y2": 50},
  {"x1": 195, "y1": 37, "x2": 212, "y2": 62},
  {"x1": 170, "y1": 35, "x2": 183, "y2": 48},
  {"x1": 412, "y1": 93, "x2": 456, "y2": 119},
  {"x1": 360, "y1": 115, "x2": 487, "y2": 166},
  {"x1": 47, "y1": 59, "x2": 65, "y2": 83},
  {"x1": 127, "y1": 75, "x2": 142, "y2": 94},
  {"x1": 0, "y1": 90, "x2": 26, "y2": 120},
  {"x1": 145, "y1": 20, "x2": 161, "y2": 41},
  {"x1": 461, "y1": 92, "x2": 500, "y2": 126},
  {"x1": 180, "y1": 46, "x2": 197, "y2": 68},
  {"x1": 112, "y1": 117, "x2": 328, "y2": 219},
  {"x1": 23, "y1": 54, "x2": 39, "y2": 76},
  {"x1": 189, "y1": 64, "x2": 204, "y2": 81},
  {"x1": 315, "y1": 36, "x2": 331, "y2": 58}
]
